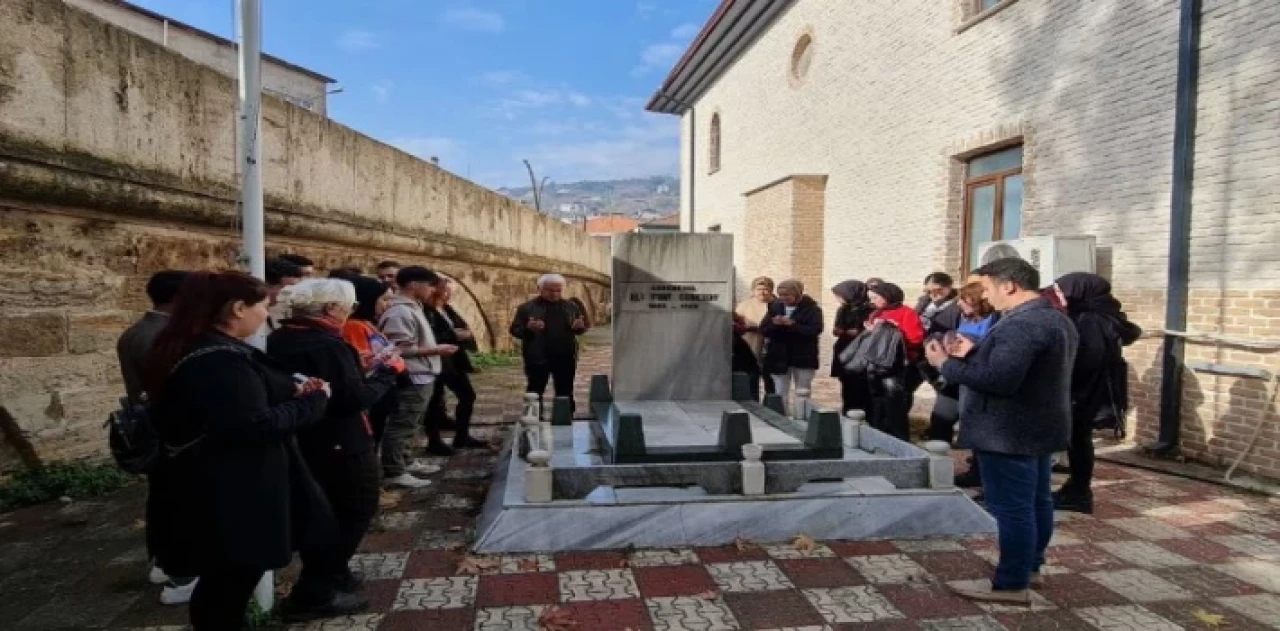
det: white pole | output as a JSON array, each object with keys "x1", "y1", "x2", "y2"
[
  {"x1": 237, "y1": 0, "x2": 274, "y2": 610},
  {"x1": 238, "y1": 0, "x2": 265, "y2": 281}
]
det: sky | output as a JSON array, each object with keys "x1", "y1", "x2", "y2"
[{"x1": 129, "y1": 0, "x2": 718, "y2": 188}]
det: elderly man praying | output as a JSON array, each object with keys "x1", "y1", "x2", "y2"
[{"x1": 510, "y1": 274, "x2": 589, "y2": 414}]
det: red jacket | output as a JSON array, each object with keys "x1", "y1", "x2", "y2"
[{"x1": 866, "y1": 305, "x2": 926, "y2": 361}]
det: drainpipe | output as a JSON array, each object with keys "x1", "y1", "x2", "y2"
[
  {"x1": 688, "y1": 106, "x2": 696, "y2": 233},
  {"x1": 1153, "y1": 0, "x2": 1202, "y2": 456}
]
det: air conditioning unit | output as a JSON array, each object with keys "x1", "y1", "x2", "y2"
[{"x1": 977, "y1": 235, "x2": 1097, "y2": 286}]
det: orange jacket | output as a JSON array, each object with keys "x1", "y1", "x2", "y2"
[{"x1": 341, "y1": 319, "x2": 407, "y2": 374}]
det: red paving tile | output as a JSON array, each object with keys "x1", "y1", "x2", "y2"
[
  {"x1": 378, "y1": 608, "x2": 475, "y2": 631},
  {"x1": 1043, "y1": 544, "x2": 1129, "y2": 571},
  {"x1": 475, "y1": 573, "x2": 561, "y2": 607},
  {"x1": 360, "y1": 578, "x2": 402, "y2": 612},
  {"x1": 1144, "y1": 600, "x2": 1266, "y2": 630},
  {"x1": 692, "y1": 543, "x2": 771, "y2": 563},
  {"x1": 878, "y1": 583, "x2": 983, "y2": 618},
  {"x1": 909, "y1": 551, "x2": 994, "y2": 581},
  {"x1": 994, "y1": 610, "x2": 1098, "y2": 630},
  {"x1": 552, "y1": 550, "x2": 628, "y2": 571},
  {"x1": 558, "y1": 599, "x2": 654, "y2": 631},
  {"x1": 1156, "y1": 537, "x2": 1240, "y2": 563},
  {"x1": 1036, "y1": 573, "x2": 1131, "y2": 608},
  {"x1": 774, "y1": 558, "x2": 866, "y2": 588},
  {"x1": 404, "y1": 550, "x2": 464, "y2": 578},
  {"x1": 827, "y1": 539, "x2": 900, "y2": 556},
  {"x1": 358, "y1": 530, "x2": 417, "y2": 553},
  {"x1": 632, "y1": 565, "x2": 718, "y2": 597},
  {"x1": 723, "y1": 590, "x2": 827, "y2": 629},
  {"x1": 1152, "y1": 566, "x2": 1267, "y2": 598}
]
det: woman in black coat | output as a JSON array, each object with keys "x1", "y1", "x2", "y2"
[
  {"x1": 269, "y1": 278, "x2": 399, "y2": 620},
  {"x1": 424, "y1": 281, "x2": 486, "y2": 450},
  {"x1": 830, "y1": 280, "x2": 874, "y2": 415},
  {"x1": 760, "y1": 279, "x2": 824, "y2": 417},
  {"x1": 1051, "y1": 273, "x2": 1142, "y2": 513},
  {"x1": 144, "y1": 272, "x2": 334, "y2": 630}
]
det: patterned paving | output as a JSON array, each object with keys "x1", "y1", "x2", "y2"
[{"x1": 5, "y1": 340, "x2": 1280, "y2": 630}]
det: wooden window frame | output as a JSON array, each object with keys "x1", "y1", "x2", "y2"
[{"x1": 961, "y1": 160, "x2": 1022, "y2": 276}]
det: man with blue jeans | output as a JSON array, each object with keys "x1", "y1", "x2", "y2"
[{"x1": 925, "y1": 258, "x2": 1077, "y2": 604}]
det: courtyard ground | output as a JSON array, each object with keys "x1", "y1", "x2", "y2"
[{"x1": 3, "y1": 331, "x2": 1280, "y2": 630}]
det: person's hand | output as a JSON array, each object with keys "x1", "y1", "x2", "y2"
[
  {"x1": 778, "y1": 316, "x2": 794, "y2": 326},
  {"x1": 436, "y1": 344, "x2": 460, "y2": 356},
  {"x1": 527, "y1": 318, "x2": 546, "y2": 332},
  {"x1": 925, "y1": 340, "x2": 950, "y2": 368},
  {"x1": 317, "y1": 380, "x2": 332, "y2": 398},
  {"x1": 571, "y1": 317, "x2": 586, "y2": 331},
  {"x1": 947, "y1": 335, "x2": 975, "y2": 358},
  {"x1": 456, "y1": 329, "x2": 474, "y2": 341}
]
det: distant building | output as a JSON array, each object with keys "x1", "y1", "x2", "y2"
[
  {"x1": 582, "y1": 215, "x2": 640, "y2": 247},
  {"x1": 65, "y1": 0, "x2": 335, "y2": 115},
  {"x1": 637, "y1": 213, "x2": 680, "y2": 233}
]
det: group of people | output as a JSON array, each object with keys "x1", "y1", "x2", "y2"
[
  {"x1": 114, "y1": 254, "x2": 588, "y2": 628},
  {"x1": 734, "y1": 259, "x2": 1139, "y2": 605}
]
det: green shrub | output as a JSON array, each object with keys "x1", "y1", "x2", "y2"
[
  {"x1": 0, "y1": 463, "x2": 138, "y2": 511},
  {"x1": 471, "y1": 350, "x2": 521, "y2": 370}
]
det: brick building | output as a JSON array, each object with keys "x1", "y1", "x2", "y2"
[{"x1": 647, "y1": 0, "x2": 1280, "y2": 478}]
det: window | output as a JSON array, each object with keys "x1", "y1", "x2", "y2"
[
  {"x1": 709, "y1": 113, "x2": 721, "y2": 174},
  {"x1": 963, "y1": 145, "x2": 1023, "y2": 273},
  {"x1": 707, "y1": 224, "x2": 722, "y2": 233}
]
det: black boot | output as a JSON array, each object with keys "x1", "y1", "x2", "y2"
[
  {"x1": 282, "y1": 591, "x2": 370, "y2": 623},
  {"x1": 1053, "y1": 485, "x2": 1093, "y2": 514}
]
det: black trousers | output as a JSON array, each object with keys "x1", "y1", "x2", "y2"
[
  {"x1": 1063, "y1": 410, "x2": 1096, "y2": 494},
  {"x1": 428, "y1": 371, "x2": 477, "y2": 444},
  {"x1": 926, "y1": 391, "x2": 961, "y2": 444},
  {"x1": 190, "y1": 564, "x2": 263, "y2": 630},
  {"x1": 293, "y1": 449, "x2": 380, "y2": 605},
  {"x1": 838, "y1": 374, "x2": 870, "y2": 415},
  {"x1": 868, "y1": 374, "x2": 911, "y2": 441},
  {"x1": 525, "y1": 356, "x2": 577, "y2": 412}
]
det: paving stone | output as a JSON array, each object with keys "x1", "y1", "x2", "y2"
[
  {"x1": 359, "y1": 530, "x2": 418, "y2": 553},
  {"x1": 723, "y1": 590, "x2": 826, "y2": 628},
  {"x1": 1216, "y1": 594, "x2": 1280, "y2": 629},
  {"x1": 375, "y1": 511, "x2": 425, "y2": 531},
  {"x1": 774, "y1": 558, "x2": 866, "y2": 589},
  {"x1": 802, "y1": 585, "x2": 904, "y2": 623},
  {"x1": 1212, "y1": 534, "x2": 1280, "y2": 560},
  {"x1": 917, "y1": 616, "x2": 1008, "y2": 630},
  {"x1": 284, "y1": 613, "x2": 384, "y2": 630},
  {"x1": 1152, "y1": 565, "x2": 1266, "y2": 598},
  {"x1": 692, "y1": 544, "x2": 771, "y2": 563},
  {"x1": 828, "y1": 540, "x2": 899, "y2": 557},
  {"x1": 558, "y1": 569, "x2": 641, "y2": 601},
  {"x1": 476, "y1": 573, "x2": 561, "y2": 608},
  {"x1": 845, "y1": 554, "x2": 931, "y2": 585},
  {"x1": 414, "y1": 529, "x2": 470, "y2": 551},
  {"x1": 473, "y1": 604, "x2": 546, "y2": 631},
  {"x1": 494, "y1": 554, "x2": 555, "y2": 574},
  {"x1": 1036, "y1": 573, "x2": 1131, "y2": 608},
  {"x1": 909, "y1": 551, "x2": 995, "y2": 581},
  {"x1": 432, "y1": 494, "x2": 475, "y2": 510},
  {"x1": 1072, "y1": 604, "x2": 1182, "y2": 630},
  {"x1": 1094, "y1": 541, "x2": 1195, "y2": 568},
  {"x1": 1104, "y1": 518, "x2": 1192, "y2": 540},
  {"x1": 629, "y1": 548, "x2": 701, "y2": 567},
  {"x1": 392, "y1": 576, "x2": 477, "y2": 610},
  {"x1": 877, "y1": 583, "x2": 983, "y2": 619},
  {"x1": 762, "y1": 542, "x2": 837, "y2": 559},
  {"x1": 645, "y1": 596, "x2": 740, "y2": 631},
  {"x1": 1213, "y1": 559, "x2": 1280, "y2": 593},
  {"x1": 403, "y1": 550, "x2": 463, "y2": 578},
  {"x1": 378, "y1": 608, "x2": 476, "y2": 630},
  {"x1": 892, "y1": 539, "x2": 967, "y2": 553},
  {"x1": 553, "y1": 551, "x2": 629, "y2": 571},
  {"x1": 706, "y1": 561, "x2": 795, "y2": 593},
  {"x1": 1224, "y1": 511, "x2": 1280, "y2": 534},
  {"x1": 559, "y1": 599, "x2": 655, "y2": 631},
  {"x1": 348, "y1": 552, "x2": 409, "y2": 580},
  {"x1": 634, "y1": 565, "x2": 718, "y2": 598},
  {"x1": 359, "y1": 579, "x2": 402, "y2": 613},
  {"x1": 1083, "y1": 569, "x2": 1195, "y2": 603},
  {"x1": 1126, "y1": 482, "x2": 1189, "y2": 499},
  {"x1": 1152, "y1": 537, "x2": 1238, "y2": 564},
  {"x1": 945, "y1": 580, "x2": 1056, "y2": 613}
]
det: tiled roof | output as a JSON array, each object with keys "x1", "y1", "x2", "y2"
[{"x1": 583, "y1": 216, "x2": 640, "y2": 234}]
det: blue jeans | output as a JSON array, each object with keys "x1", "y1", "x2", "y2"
[{"x1": 975, "y1": 451, "x2": 1054, "y2": 590}]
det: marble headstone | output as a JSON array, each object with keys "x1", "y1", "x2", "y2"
[{"x1": 612, "y1": 233, "x2": 734, "y2": 400}]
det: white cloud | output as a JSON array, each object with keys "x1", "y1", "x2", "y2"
[
  {"x1": 670, "y1": 23, "x2": 700, "y2": 40},
  {"x1": 479, "y1": 112, "x2": 680, "y2": 187},
  {"x1": 636, "y1": 1, "x2": 657, "y2": 19},
  {"x1": 337, "y1": 29, "x2": 379, "y2": 52},
  {"x1": 631, "y1": 42, "x2": 684, "y2": 77},
  {"x1": 371, "y1": 80, "x2": 394, "y2": 104},
  {"x1": 566, "y1": 92, "x2": 592, "y2": 107},
  {"x1": 440, "y1": 7, "x2": 506, "y2": 33},
  {"x1": 393, "y1": 136, "x2": 463, "y2": 167}
]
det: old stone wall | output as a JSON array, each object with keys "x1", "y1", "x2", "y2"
[
  {"x1": 0, "y1": 0, "x2": 609, "y2": 473},
  {"x1": 680, "y1": 0, "x2": 1280, "y2": 478}
]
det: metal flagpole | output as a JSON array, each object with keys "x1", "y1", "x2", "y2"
[{"x1": 236, "y1": 0, "x2": 274, "y2": 610}]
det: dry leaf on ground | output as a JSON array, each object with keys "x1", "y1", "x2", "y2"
[
  {"x1": 516, "y1": 558, "x2": 542, "y2": 572},
  {"x1": 792, "y1": 532, "x2": 818, "y2": 553},
  {"x1": 695, "y1": 589, "x2": 721, "y2": 600},
  {"x1": 456, "y1": 556, "x2": 500, "y2": 575},
  {"x1": 1192, "y1": 609, "x2": 1227, "y2": 628},
  {"x1": 538, "y1": 605, "x2": 578, "y2": 631},
  {"x1": 378, "y1": 490, "x2": 403, "y2": 509},
  {"x1": 733, "y1": 536, "x2": 756, "y2": 551}
]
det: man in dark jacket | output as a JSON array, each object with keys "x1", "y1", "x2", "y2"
[
  {"x1": 118, "y1": 270, "x2": 188, "y2": 405},
  {"x1": 268, "y1": 278, "x2": 398, "y2": 621},
  {"x1": 925, "y1": 257, "x2": 1078, "y2": 605},
  {"x1": 510, "y1": 274, "x2": 588, "y2": 413}
]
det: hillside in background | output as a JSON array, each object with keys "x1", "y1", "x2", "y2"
[{"x1": 496, "y1": 176, "x2": 679, "y2": 222}]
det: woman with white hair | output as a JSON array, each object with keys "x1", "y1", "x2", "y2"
[{"x1": 267, "y1": 278, "x2": 400, "y2": 621}]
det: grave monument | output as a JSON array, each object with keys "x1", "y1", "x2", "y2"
[{"x1": 475, "y1": 233, "x2": 994, "y2": 552}]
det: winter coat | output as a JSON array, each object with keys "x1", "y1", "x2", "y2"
[
  {"x1": 148, "y1": 332, "x2": 335, "y2": 576},
  {"x1": 426, "y1": 307, "x2": 475, "y2": 375},
  {"x1": 940, "y1": 298, "x2": 1079, "y2": 456},
  {"x1": 1054, "y1": 273, "x2": 1142, "y2": 423},
  {"x1": 866, "y1": 305, "x2": 926, "y2": 362},
  {"x1": 509, "y1": 298, "x2": 587, "y2": 365},
  {"x1": 760, "y1": 295, "x2": 824, "y2": 373},
  {"x1": 268, "y1": 320, "x2": 397, "y2": 456},
  {"x1": 116, "y1": 311, "x2": 170, "y2": 405}
]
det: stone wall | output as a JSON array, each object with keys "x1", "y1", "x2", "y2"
[
  {"x1": 0, "y1": 0, "x2": 609, "y2": 473},
  {"x1": 678, "y1": 0, "x2": 1280, "y2": 478}
]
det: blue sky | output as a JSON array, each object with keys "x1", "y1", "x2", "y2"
[{"x1": 130, "y1": 0, "x2": 717, "y2": 188}]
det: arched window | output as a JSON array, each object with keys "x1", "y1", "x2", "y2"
[{"x1": 709, "y1": 113, "x2": 721, "y2": 174}]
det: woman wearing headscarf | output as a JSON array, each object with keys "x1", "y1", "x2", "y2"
[
  {"x1": 863, "y1": 282, "x2": 926, "y2": 440},
  {"x1": 831, "y1": 280, "x2": 874, "y2": 414},
  {"x1": 1051, "y1": 273, "x2": 1142, "y2": 513},
  {"x1": 340, "y1": 275, "x2": 407, "y2": 445},
  {"x1": 760, "y1": 279, "x2": 824, "y2": 417}
]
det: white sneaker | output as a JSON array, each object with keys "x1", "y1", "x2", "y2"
[
  {"x1": 386, "y1": 473, "x2": 433, "y2": 489},
  {"x1": 406, "y1": 460, "x2": 441, "y2": 475},
  {"x1": 148, "y1": 565, "x2": 169, "y2": 585},
  {"x1": 160, "y1": 578, "x2": 199, "y2": 605}
]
